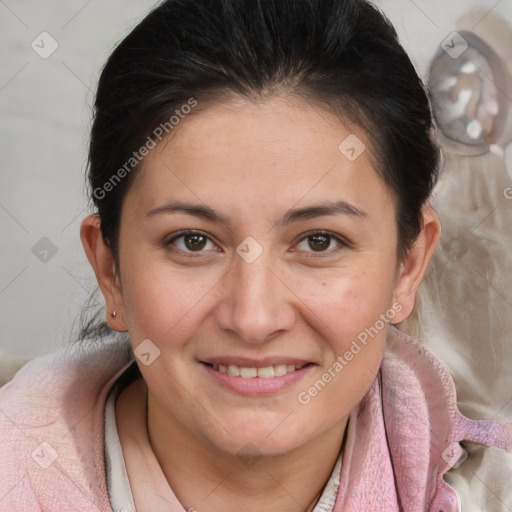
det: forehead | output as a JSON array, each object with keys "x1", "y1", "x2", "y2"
[{"x1": 123, "y1": 95, "x2": 395, "y2": 223}]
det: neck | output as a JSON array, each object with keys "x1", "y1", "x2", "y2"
[{"x1": 146, "y1": 389, "x2": 347, "y2": 512}]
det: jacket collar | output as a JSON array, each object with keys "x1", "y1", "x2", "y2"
[{"x1": 334, "y1": 325, "x2": 512, "y2": 512}]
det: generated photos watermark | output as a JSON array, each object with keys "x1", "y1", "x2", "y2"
[
  {"x1": 93, "y1": 98, "x2": 198, "y2": 201},
  {"x1": 297, "y1": 301, "x2": 403, "y2": 405}
]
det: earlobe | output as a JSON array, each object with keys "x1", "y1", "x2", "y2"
[
  {"x1": 80, "y1": 215, "x2": 128, "y2": 331},
  {"x1": 392, "y1": 205, "x2": 441, "y2": 323}
]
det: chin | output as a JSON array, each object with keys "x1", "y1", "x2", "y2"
[{"x1": 209, "y1": 414, "x2": 314, "y2": 458}]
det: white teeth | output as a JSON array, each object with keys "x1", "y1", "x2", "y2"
[
  {"x1": 213, "y1": 363, "x2": 305, "y2": 378},
  {"x1": 227, "y1": 365, "x2": 240, "y2": 376},
  {"x1": 257, "y1": 366, "x2": 274, "y2": 378},
  {"x1": 274, "y1": 364, "x2": 287, "y2": 376},
  {"x1": 240, "y1": 367, "x2": 258, "y2": 378}
]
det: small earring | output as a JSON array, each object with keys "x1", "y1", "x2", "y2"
[{"x1": 111, "y1": 310, "x2": 117, "y2": 318}]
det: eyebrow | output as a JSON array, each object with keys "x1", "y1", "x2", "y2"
[{"x1": 146, "y1": 199, "x2": 368, "y2": 227}]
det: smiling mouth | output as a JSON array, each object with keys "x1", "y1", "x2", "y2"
[{"x1": 202, "y1": 362, "x2": 311, "y2": 378}]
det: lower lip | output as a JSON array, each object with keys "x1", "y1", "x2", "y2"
[{"x1": 200, "y1": 363, "x2": 314, "y2": 396}]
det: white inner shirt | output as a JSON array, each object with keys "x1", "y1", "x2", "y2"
[{"x1": 104, "y1": 374, "x2": 343, "y2": 512}]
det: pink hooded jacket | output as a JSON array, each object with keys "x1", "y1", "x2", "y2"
[{"x1": 1, "y1": 326, "x2": 511, "y2": 511}]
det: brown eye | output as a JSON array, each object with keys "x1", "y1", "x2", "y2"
[
  {"x1": 183, "y1": 233, "x2": 207, "y2": 251},
  {"x1": 294, "y1": 231, "x2": 347, "y2": 255},
  {"x1": 166, "y1": 231, "x2": 217, "y2": 254},
  {"x1": 308, "y1": 234, "x2": 331, "y2": 252}
]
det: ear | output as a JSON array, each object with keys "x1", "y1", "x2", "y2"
[
  {"x1": 80, "y1": 214, "x2": 127, "y2": 331},
  {"x1": 391, "y1": 204, "x2": 441, "y2": 323}
]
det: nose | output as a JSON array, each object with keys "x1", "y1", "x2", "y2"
[{"x1": 213, "y1": 247, "x2": 296, "y2": 345}]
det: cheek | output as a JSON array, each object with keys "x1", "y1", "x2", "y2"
[
  {"x1": 293, "y1": 264, "x2": 396, "y2": 342},
  {"x1": 120, "y1": 256, "x2": 219, "y2": 343},
  {"x1": 295, "y1": 271, "x2": 390, "y2": 416}
]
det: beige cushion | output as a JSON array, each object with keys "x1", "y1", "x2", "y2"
[{"x1": 0, "y1": 352, "x2": 30, "y2": 388}]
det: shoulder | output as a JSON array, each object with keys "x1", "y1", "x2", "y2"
[
  {"x1": 382, "y1": 325, "x2": 512, "y2": 449},
  {"x1": 0, "y1": 339, "x2": 133, "y2": 432},
  {"x1": 380, "y1": 325, "x2": 512, "y2": 510},
  {"x1": 0, "y1": 339, "x2": 134, "y2": 511}
]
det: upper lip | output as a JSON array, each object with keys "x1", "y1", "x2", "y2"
[{"x1": 200, "y1": 356, "x2": 313, "y2": 368}]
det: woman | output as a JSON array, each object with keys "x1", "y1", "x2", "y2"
[{"x1": 1, "y1": 0, "x2": 511, "y2": 510}]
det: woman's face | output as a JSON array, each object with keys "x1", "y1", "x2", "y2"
[{"x1": 115, "y1": 95, "x2": 405, "y2": 457}]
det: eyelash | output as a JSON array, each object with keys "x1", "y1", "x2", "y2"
[{"x1": 164, "y1": 230, "x2": 349, "y2": 258}]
